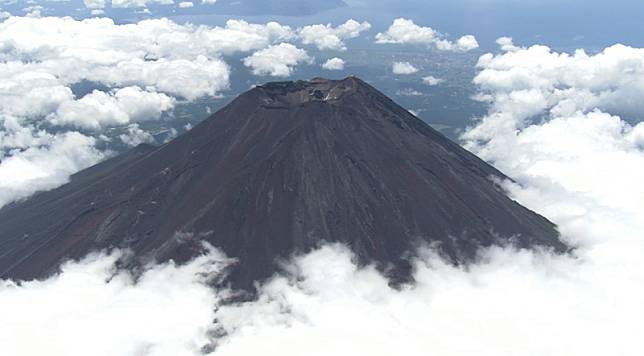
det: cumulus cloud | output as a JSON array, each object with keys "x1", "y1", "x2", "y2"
[
  {"x1": 243, "y1": 43, "x2": 312, "y2": 77},
  {"x1": 452, "y1": 35, "x2": 479, "y2": 52},
  {"x1": 0, "y1": 71, "x2": 74, "y2": 118},
  {"x1": 111, "y1": 0, "x2": 174, "y2": 8},
  {"x1": 463, "y1": 40, "x2": 644, "y2": 219},
  {"x1": 298, "y1": 19, "x2": 371, "y2": 51},
  {"x1": 23, "y1": 5, "x2": 43, "y2": 18},
  {"x1": 0, "y1": 17, "x2": 232, "y2": 102},
  {"x1": 392, "y1": 61, "x2": 418, "y2": 75},
  {"x1": 322, "y1": 57, "x2": 345, "y2": 70},
  {"x1": 50, "y1": 87, "x2": 175, "y2": 130},
  {"x1": 0, "y1": 16, "x2": 296, "y2": 99},
  {"x1": 82, "y1": 0, "x2": 106, "y2": 9},
  {"x1": 0, "y1": 131, "x2": 104, "y2": 207},
  {"x1": 495, "y1": 36, "x2": 520, "y2": 52},
  {"x1": 396, "y1": 88, "x2": 423, "y2": 96},
  {"x1": 88, "y1": 56, "x2": 230, "y2": 101},
  {"x1": 0, "y1": 245, "x2": 232, "y2": 356},
  {"x1": 119, "y1": 123, "x2": 155, "y2": 146},
  {"x1": 199, "y1": 19, "x2": 295, "y2": 55},
  {"x1": 422, "y1": 75, "x2": 443, "y2": 86},
  {"x1": 376, "y1": 18, "x2": 479, "y2": 52},
  {"x1": 465, "y1": 41, "x2": 644, "y2": 148},
  {"x1": 178, "y1": 1, "x2": 194, "y2": 8}
]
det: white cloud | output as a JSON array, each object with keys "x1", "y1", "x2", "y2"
[
  {"x1": 454, "y1": 34, "x2": 479, "y2": 51},
  {"x1": 111, "y1": 0, "x2": 146, "y2": 8},
  {"x1": 87, "y1": 56, "x2": 230, "y2": 101},
  {"x1": 119, "y1": 123, "x2": 155, "y2": 146},
  {"x1": 111, "y1": 0, "x2": 174, "y2": 8},
  {"x1": 0, "y1": 131, "x2": 104, "y2": 207},
  {"x1": 376, "y1": 18, "x2": 438, "y2": 45},
  {"x1": 82, "y1": 0, "x2": 105, "y2": 9},
  {"x1": 0, "y1": 71, "x2": 74, "y2": 118},
  {"x1": 396, "y1": 88, "x2": 423, "y2": 96},
  {"x1": 199, "y1": 19, "x2": 295, "y2": 56},
  {"x1": 322, "y1": 57, "x2": 345, "y2": 70},
  {"x1": 463, "y1": 40, "x2": 644, "y2": 217},
  {"x1": 178, "y1": 1, "x2": 194, "y2": 8},
  {"x1": 23, "y1": 5, "x2": 43, "y2": 18},
  {"x1": 495, "y1": 36, "x2": 520, "y2": 52},
  {"x1": 202, "y1": 0, "x2": 217, "y2": 3},
  {"x1": 0, "y1": 245, "x2": 232, "y2": 356},
  {"x1": 0, "y1": 16, "x2": 236, "y2": 101},
  {"x1": 243, "y1": 43, "x2": 312, "y2": 77},
  {"x1": 0, "y1": 16, "x2": 294, "y2": 67},
  {"x1": 50, "y1": 87, "x2": 175, "y2": 130},
  {"x1": 298, "y1": 19, "x2": 371, "y2": 51},
  {"x1": 392, "y1": 61, "x2": 418, "y2": 75},
  {"x1": 211, "y1": 209, "x2": 644, "y2": 355},
  {"x1": 376, "y1": 18, "x2": 479, "y2": 52},
  {"x1": 466, "y1": 41, "x2": 644, "y2": 147},
  {"x1": 422, "y1": 75, "x2": 443, "y2": 86}
]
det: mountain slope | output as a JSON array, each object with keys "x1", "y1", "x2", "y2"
[{"x1": 0, "y1": 77, "x2": 565, "y2": 289}]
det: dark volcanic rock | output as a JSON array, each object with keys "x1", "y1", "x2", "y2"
[{"x1": 0, "y1": 77, "x2": 565, "y2": 289}]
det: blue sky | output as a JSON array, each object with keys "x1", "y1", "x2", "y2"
[
  {"x1": 3, "y1": 0, "x2": 644, "y2": 50},
  {"x1": 337, "y1": 0, "x2": 644, "y2": 50}
]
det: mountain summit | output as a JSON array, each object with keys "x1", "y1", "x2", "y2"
[{"x1": 0, "y1": 77, "x2": 565, "y2": 289}]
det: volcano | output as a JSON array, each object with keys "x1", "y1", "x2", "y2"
[{"x1": 0, "y1": 77, "x2": 565, "y2": 289}]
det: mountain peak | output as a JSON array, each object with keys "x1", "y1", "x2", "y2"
[{"x1": 254, "y1": 76, "x2": 364, "y2": 106}]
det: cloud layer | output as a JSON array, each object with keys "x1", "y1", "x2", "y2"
[
  {"x1": 0, "y1": 16, "x2": 237, "y2": 99},
  {"x1": 0, "y1": 245, "x2": 232, "y2": 356}
]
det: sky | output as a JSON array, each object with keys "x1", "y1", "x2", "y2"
[{"x1": 0, "y1": 1, "x2": 644, "y2": 355}]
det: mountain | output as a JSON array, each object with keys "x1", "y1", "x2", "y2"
[{"x1": 0, "y1": 77, "x2": 565, "y2": 290}]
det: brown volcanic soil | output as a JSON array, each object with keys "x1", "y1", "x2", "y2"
[{"x1": 0, "y1": 77, "x2": 565, "y2": 290}]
